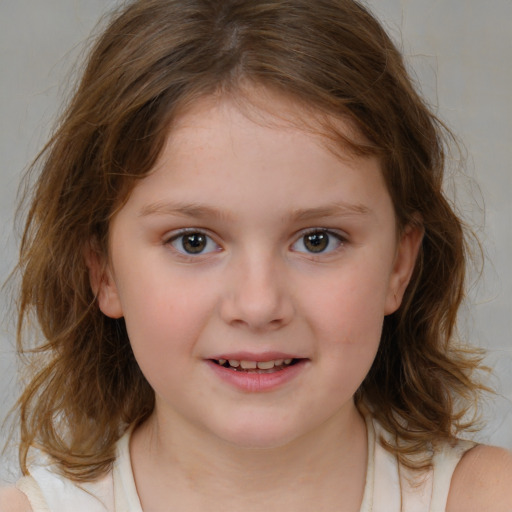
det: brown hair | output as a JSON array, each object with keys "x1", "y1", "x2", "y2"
[{"x1": 15, "y1": 0, "x2": 486, "y2": 479}]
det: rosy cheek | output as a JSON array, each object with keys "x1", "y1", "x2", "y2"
[{"x1": 306, "y1": 273, "x2": 385, "y2": 340}]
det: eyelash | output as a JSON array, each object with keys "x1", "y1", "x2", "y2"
[
  {"x1": 165, "y1": 229, "x2": 221, "y2": 259},
  {"x1": 290, "y1": 228, "x2": 347, "y2": 256},
  {"x1": 164, "y1": 228, "x2": 347, "y2": 258}
]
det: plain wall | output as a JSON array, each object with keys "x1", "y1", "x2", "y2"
[{"x1": 1, "y1": 0, "x2": 511, "y2": 484}]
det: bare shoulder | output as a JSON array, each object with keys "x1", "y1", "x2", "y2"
[
  {"x1": 447, "y1": 444, "x2": 512, "y2": 512},
  {"x1": 0, "y1": 486, "x2": 33, "y2": 512}
]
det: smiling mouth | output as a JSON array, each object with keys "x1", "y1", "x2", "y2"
[{"x1": 212, "y1": 358, "x2": 300, "y2": 373}]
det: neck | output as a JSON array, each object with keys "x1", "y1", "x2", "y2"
[{"x1": 130, "y1": 404, "x2": 368, "y2": 512}]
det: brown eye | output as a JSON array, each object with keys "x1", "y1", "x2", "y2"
[
  {"x1": 182, "y1": 233, "x2": 207, "y2": 253},
  {"x1": 291, "y1": 229, "x2": 344, "y2": 255},
  {"x1": 170, "y1": 231, "x2": 220, "y2": 256},
  {"x1": 303, "y1": 231, "x2": 329, "y2": 253}
]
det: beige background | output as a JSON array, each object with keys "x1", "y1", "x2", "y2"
[{"x1": 1, "y1": 0, "x2": 511, "y2": 484}]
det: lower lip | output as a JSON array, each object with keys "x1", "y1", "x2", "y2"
[{"x1": 206, "y1": 360, "x2": 308, "y2": 393}]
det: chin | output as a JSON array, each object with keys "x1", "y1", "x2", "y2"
[{"x1": 210, "y1": 416, "x2": 307, "y2": 451}]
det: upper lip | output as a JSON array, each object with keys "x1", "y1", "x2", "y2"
[{"x1": 208, "y1": 351, "x2": 304, "y2": 362}]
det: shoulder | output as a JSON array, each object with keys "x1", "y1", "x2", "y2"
[
  {"x1": 447, "y1": 444, "x2": 512, "y2": 512},
  {"x1": 0, "y1": 486, "x2": 33, "y2": 512}
]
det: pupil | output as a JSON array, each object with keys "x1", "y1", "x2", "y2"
[
  {"x1": 305, "y1": 232, "x2": 328, "y2": 253},
  {"x1": 182, "y1": 233, "x2": 206, "y2": 254}
]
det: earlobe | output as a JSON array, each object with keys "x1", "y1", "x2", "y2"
[
  {"x1": 84, "y1": 242, "x2": 124, "y2": 319},
  {"x1": 384, "y1": 222, "x2": 424, "y2": 315}
]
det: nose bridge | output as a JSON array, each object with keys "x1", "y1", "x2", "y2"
[{"x1": 221, "y1": 244, "x2": 293, "y2": 330}]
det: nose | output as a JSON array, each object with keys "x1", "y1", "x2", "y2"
[{"x1": 219, "y1": 250, "x2": 294, "y2": 332}]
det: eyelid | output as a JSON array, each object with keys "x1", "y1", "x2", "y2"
[
  {"x1": 290, "y1": 227, "x2": 348, "y2": 255},
  {"x1": 164, "y1": 227, "x2": 209, "y2": 241},
  {"x1": 164, "y1": 228, "x2": 222, "y2": 257}
]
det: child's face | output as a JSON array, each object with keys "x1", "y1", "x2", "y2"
[{"x1": 92, "y1": 91, "x2": 421, "y2": 449}]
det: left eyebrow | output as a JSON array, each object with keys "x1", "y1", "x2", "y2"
[{"x1": 289, "y1": 202, "x2": 372, "y2": 222}]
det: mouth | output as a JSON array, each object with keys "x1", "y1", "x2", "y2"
[
  {"x1": 210, "y1": 358, "x2": 301, "y2": 373},
  {"x1": 207, "y1": 355, "x2": 308, "y2": 392}
]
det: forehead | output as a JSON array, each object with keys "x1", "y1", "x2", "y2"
[
  {"x1": 170, "y1": 85, "x2": 373, "y2": 158},
  {"x1": 154, "y1": 87, "x2": 380, "y2": 190},
  {"x1": 119, "y1": 90, "x2": 393, "y2": 228}
]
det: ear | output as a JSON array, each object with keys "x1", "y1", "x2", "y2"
[
  {"x1": 84, "y1": 241, "x2": 124, "y2": 319},
  {"x1": 384, "y1": 222, "x2": 424, "y2": 315}
]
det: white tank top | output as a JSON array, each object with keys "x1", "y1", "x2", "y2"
[{"x1": 16, "y1": 416, "x2": 475, "y2": 512}]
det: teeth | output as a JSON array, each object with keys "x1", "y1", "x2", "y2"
[
  {"x1": 219, "y1": 358, "x2": 295, "y2": 369},
  {"x1": 257, "y1": 361, "x2": 275, "y2": 370},
  {"x1": 240, "y1": 360, "x2": 257, "y2": 369}
]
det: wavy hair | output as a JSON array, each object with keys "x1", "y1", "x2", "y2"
[{"x1": 15, "y1": 0, "x2": 486, "y2": 479}]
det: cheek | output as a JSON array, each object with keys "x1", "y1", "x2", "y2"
[
  {"x1": 304, "y1": 261, "x2": 390, "y2": 342},
  {"x1": 121, "y1": 282, "x2": 217, "y2": 397},
  {"x1": 299, "y1": 260, "x2": 390, "y2": 390},
  {"x1": 117, "y1": 267, "x2": 219, "y2": 364}
]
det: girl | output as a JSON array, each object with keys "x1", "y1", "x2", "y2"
[{"x1": 2, "y1": 0, "x2": 511, "y2": 510}]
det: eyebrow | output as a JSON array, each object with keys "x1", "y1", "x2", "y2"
[
  {"x1": 290, "y1": 203, "x2": 371, "y2": 222},
  {"x1": 139, "y1": 201, "x2": 234, "y2": 221},
  {"x1": 138, "y1": 200, "x2": 371, "y2": 222}
]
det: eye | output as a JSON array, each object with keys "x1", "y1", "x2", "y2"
[
  {"x1": 291, "y1": 229, "x2": 345, "y2": 254},
  {"x1": 168, "y1": 230, "x2": 220, "y2": 255}
]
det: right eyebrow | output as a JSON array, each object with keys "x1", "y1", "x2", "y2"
[{"x1": 138, "y1": 201, "x2": 234, "y2": 222}]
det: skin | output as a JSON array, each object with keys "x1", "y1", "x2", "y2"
[
  {"x1": 2, "y1": 91, "x2": 511, "y2": 511},
  {"x1": 0, "y1": 489, "x2": 32, "y2": 512},
  {"x1": 92, "y1": 91, "x2": 422, "y2": 511},
  {"x1": 447, "y1": 445, "x2": 512, "y2": 511}
]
